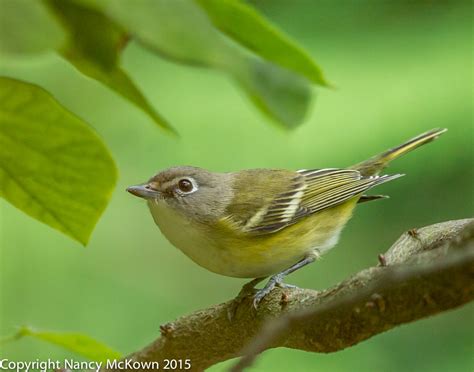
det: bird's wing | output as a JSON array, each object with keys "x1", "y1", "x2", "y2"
[{"x1": 241, "y1": 168, "x2": 401, "y2": 235}]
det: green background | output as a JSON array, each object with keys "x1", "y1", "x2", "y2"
[{"x1": 1, "y1": 1, "x2": 472, "y2": 371}]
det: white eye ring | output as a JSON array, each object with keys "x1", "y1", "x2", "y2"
[{"x1": 175, "y1": 177, "x2": 198, "y2": 195}]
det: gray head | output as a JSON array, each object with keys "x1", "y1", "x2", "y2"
[{"x1": 127, "y1": 166, "x2": 233, "y2": 223}]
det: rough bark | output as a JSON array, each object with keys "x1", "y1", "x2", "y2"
[{"x1": 106, "y1": 219, "x2": 474, "y2": 371}]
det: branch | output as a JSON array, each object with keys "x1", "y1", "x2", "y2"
[{"x1": 106, "y1": 219, "x2": 474, "y2": 371}]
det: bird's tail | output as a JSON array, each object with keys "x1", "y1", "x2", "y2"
[{"x1": 352, "y1": 128, "x2": 447, "y2": 176}]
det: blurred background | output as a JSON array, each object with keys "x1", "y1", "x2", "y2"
[{"x1": 1, "y1": 0, "x2": 472, "y2": 371}]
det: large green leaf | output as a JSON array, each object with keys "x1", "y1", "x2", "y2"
[
  {"x1": 45, "y1": 0, "x2": 174, "y2": 132},
  {"x1": 102, "y1": 0, "x2": 313, "y2": 128},
  {"x1": 236, "y1": 60, "x2": 312, "y2": 127},
  {"x1": 103, "y1": 0, "x2": 238, "y2": 67},
  {"x1": 1, "y1": 326, "x2": 121, "y2": 362},
  {"x1": 0, "y1": 0, "x2": 65, "y2": 55},
  {"x1": 195, "y1": 0, "x2": 329, "y2": 86},
  {"x1": 0, "y1": 77, "x2": 117, "y2": 245}
]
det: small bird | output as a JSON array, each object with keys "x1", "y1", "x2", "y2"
[{"x1": 127, "y1": 128, "x2": 446, "y2": 308}]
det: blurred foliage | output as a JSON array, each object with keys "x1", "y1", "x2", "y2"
[
  {"x1": 102, "y1": 0, "x2": 315, "y2": 127},
  {"x1": 0, "y1": 0, "x2": 473, "y2": 371},
  {"x1": 45, "y1": 0, "x2": 174, "y2": 132},
  {"x1": 195, "y1": 0, "x2": 328, "y2": 85},
  {"x1": 1, "y1": 326, "x2": 121, "y2": 362},
  {"x1": 0, "y1": 0, "x2": 325, "y2": 130},
  {"x1": 0, "y1": 0, "x2": 64, "y2": 55},
  {"x1": 0, "y1": 77, "x2": 116, "y2": 245},
  {"x1": 0, "y1": 0, "x2": 326, "y2": 242}
]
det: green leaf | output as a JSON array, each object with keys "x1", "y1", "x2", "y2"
[
  {"x1": 0, "y1": 0, "x2": 65, "y2": 55},
  {"x1": 45, "y1": 0, "x2": 175, "y2": 132},
  {"x1": 195, "y1": 0, "x2": 329, "y2": 87},
  {"x1": 103, "y1": 0, "x2": 313, "y2": 128},
  {"x1": 1, "y1": 326, "x2": 121, "y2": 362},
  {"x1": 236, "y1": 60, "x2": 312, "y2": 128},
  {"x1": 0, "y1": 77, "x2": 117, "y2": 245},
  {"x1": 102, "y1": 0, "x2": 236, "y2": 66}
]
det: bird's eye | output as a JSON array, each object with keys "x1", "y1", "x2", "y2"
[{"x1": 177, "y1": 179, "x2": 194, "y2": 193}]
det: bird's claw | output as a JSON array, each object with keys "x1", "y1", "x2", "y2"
[
  {"x1": 252, "y1": 274, "x2": 288, "y2": 309},
  {"x1": 252, "y1": 286, "x2": 274, "y2": 309},
  {"x1": 229, "y1": 275, "x2": 298, "y2": 316}
]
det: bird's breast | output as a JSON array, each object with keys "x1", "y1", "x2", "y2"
[{"x1": 147, "y1": 199, "x2": 357, "y2": 278}]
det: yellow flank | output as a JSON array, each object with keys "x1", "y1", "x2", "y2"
[{"x1": 214, "y1": 197, "x2": 359, "y2": 278}]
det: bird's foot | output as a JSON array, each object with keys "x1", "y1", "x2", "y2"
[
  {"x1": 253, "y1": 273, "x2": 298, "y2": 309},
  {"x1": 251, "y1": 255, "x2": 317, "y2": 309}
]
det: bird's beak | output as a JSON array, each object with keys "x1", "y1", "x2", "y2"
[{"x1": 126, "y1": 184, "x2": 160, "y2": 199}]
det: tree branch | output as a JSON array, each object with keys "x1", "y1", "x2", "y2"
[{"x1": 107, "y1": 219, "x2": 474, "y2": 371}]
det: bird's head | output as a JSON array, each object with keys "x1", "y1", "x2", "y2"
[{"x1": 127, "y1": 166, "x2": 233, "y2": 223}]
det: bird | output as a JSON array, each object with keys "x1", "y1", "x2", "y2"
[{"x1": 127, "y1": 128, "x2": 447, "y2": 308}]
